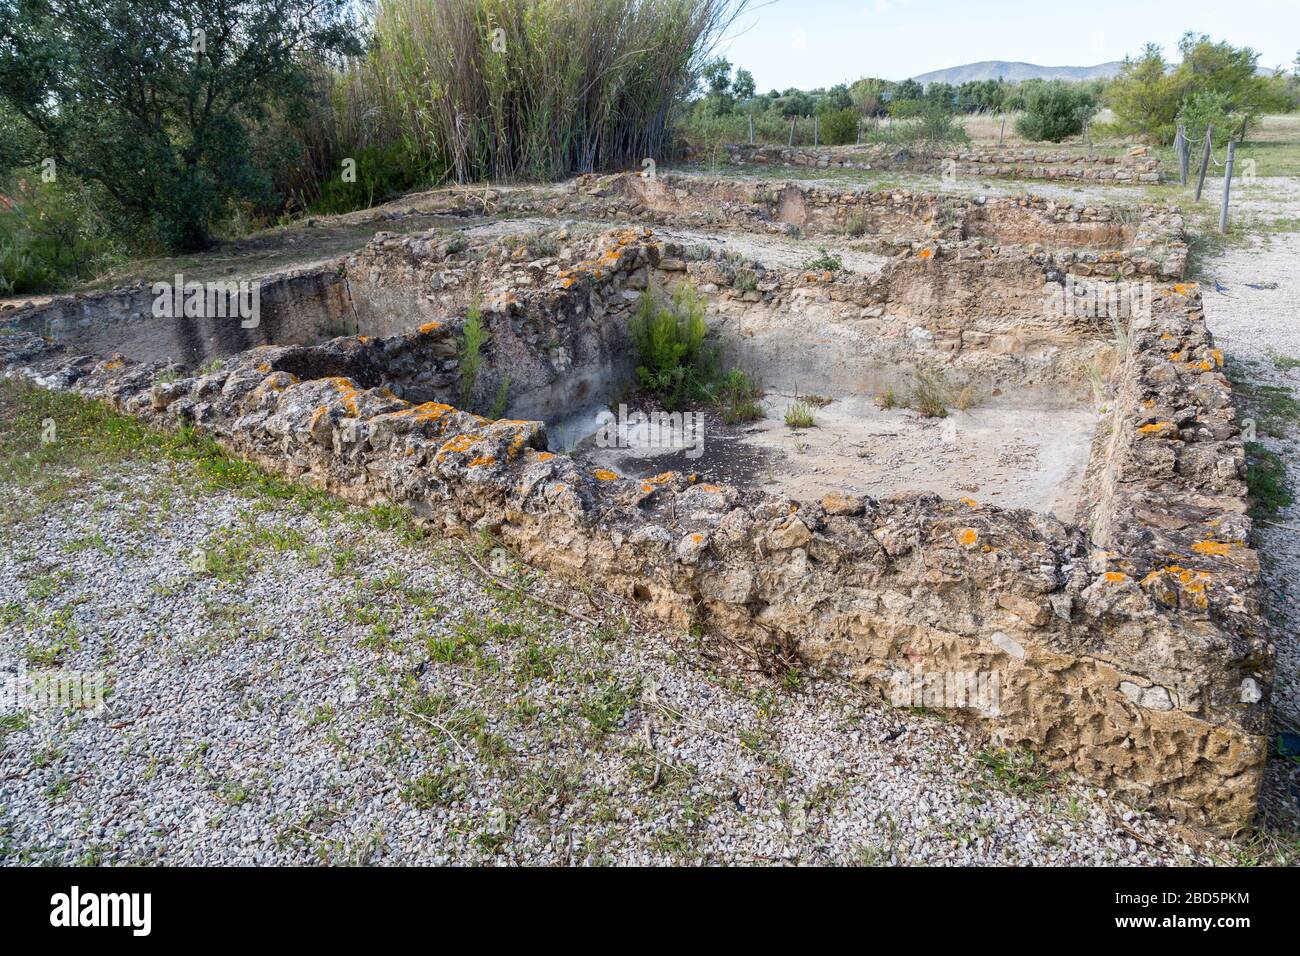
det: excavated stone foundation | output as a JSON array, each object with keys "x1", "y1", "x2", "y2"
[{"x1": 1, "y1": 174, "x2": 1271, "y2": 833}]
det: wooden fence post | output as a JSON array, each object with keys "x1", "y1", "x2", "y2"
[
  {"x1": 748, "y1": 112, "x2": 754, "y2": 146},
  {"x1": 999, "y1": 113, "x2": 1006, "y2": 146},
  {"x1": 1219, "y1": 139, "x2": 1236, "y2": 233},
  {"x1": 1174, "y1": 125, "x2": 1189, "y2": 186},
  {"x1": 789, "y1": 116, "x2": 796, "y2": 147},
  {"x1": 813, "y1": 114, "x2": 819, "y2": 147},
  {"x1": 1194, "y1": 125, "x2": 1213, "y2": 202}
]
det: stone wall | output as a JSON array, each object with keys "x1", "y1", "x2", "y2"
[
  {"x1": 0, "y1": 267, "x2": 354, "y2": 367},
  {"x1": 712, "y1": 143, "x2": 1163, "y2": 183},
  {"x1": 1, "y1": 175, "x2": 1187, "y2": 373},
  {"x1": 0, "y1": 226, "x2": 1270, "y2": 833}
]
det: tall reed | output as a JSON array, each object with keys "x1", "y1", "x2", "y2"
[{"x1": 343, "y1": 0, "x2": 746, "y2": 182}]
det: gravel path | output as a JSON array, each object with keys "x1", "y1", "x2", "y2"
[
  {"x1": 0, "y1": 459, "x2": 1238, "y2": 866},
  {"x1": 1192, "y1": 176, "x2": 1300, "y2": 832}
]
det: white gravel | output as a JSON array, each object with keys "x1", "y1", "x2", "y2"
[
  {"x1": 0, "y1": 460, "x2": 1240, "y2": 865},
  {"x1": 1190, "y1": 176, "x2": 1300, "y2": 832}
]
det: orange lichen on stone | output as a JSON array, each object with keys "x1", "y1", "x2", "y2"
[
  {"x1": 954, "y1": 528, "x2": 979, "y2": 548},
  {"x1": 1212, "y1": 349, "x2": 1224, "y2": 367},
  {"x1": 1142, "y1": 399, "x2": 1156, "y2": 409},
  {"x1": 411, "y1": 402, "x2": 453, "y2": 421},
  {"x1": 917, "y1": 247, "x2": 934, "y2": 260},
  {"x1": 326, "y1": 377, "x2": 361, "y2": 414},
  {"x1": 418, "y1": 321, "x2": 442, "y2": 333},
  {"x1": 593, "y1": 469, "x2": 619, "y2": 481},
  {"x1": 1192, "y1": 540, "x2": 1233, "y2": 556},
  {"x1": 697, "y1": 484, "x2": 723, "y2": 493},
  {"x1": 534, "y1": 452, "x2": 555, "y2": 462},
  {"x1": 958, "y1": 497, "x2": 979, "y2": 508},
  {"x1": 310, "y1": 406, "x2": 329, "y2": 428},
  {"x1": 1138, "y1": 422, "x2": 1179, "y2": 438},
  {"x1": 1104, "y1": 571, "x2": 1129, "y2": 583},
  {"x1": 436, "y1": 433, "x2": 482, "y2": 460},
  {"x1": 467, "y1": 455, "x2": 496, "y2": 468}
]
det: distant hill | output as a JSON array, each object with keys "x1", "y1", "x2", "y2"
[
  {"x1": 911, "y1": 59, "x2": 1281, "y2": 85},
  {"x1": 911, "y1": 61, "x2": 1123, "y2": 85}
]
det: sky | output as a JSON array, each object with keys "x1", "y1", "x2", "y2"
[{"x1": 714, "y1": 0, "x2": 1300, "y2": 89}]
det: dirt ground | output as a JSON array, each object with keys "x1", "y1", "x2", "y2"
[{"x1": 577, "y1": 392, "x2": 1097, "y2": 520}]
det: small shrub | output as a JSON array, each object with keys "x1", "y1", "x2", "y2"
[
  {"x1": 841, "y1": 210, "x2": 872, "y2": 238},
  {"x1": 489, "y1": 375, "x2": 511, "y2": 420},
  {"x1": 908, "y1": 367, "x2": 952, "y2": 418},
  {"x1": 801, "y1": 248, "x2": 843, "y2": 272},
  {"x1": 628, "y1": 286, "x2": 713, "y2": 409},
  {"x1": 876, "y1": 388, "x2": 897, "y2": 410},
  {"x1": 784, "y1": 400, "x2": 815, "y2": 429},
  {"x1": 733, "y1": 268, "x2": 758, "y2": 292},
  {"x1": 714, "y1": 368, "x2": 764, "y2": 423},
  {"x1": 459, "y1": 295, "x2": 489, "y2": 408}
]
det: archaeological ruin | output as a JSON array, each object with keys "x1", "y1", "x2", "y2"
[{"x1": 0, "y1": 163, "x2": 1273, "y2": 834}]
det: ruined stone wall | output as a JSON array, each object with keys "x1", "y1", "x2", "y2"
[
  {"x1": 712, "y1": 143, "x2": 1163, "y2": 183},
  {"x1": 0, "y1": 268, "x2": 354, "y2": 368},
  {"x1": 337, "y1": 225, "x2": 1150, "y2": 402},
  {"x1": 0, "y1": 228, "x2": 1270, "y2": 832},
  {"x1": 577, "y1": 174, "x2": 1185, "y2": 268},
  {"x1": 1, "y1": 176, "x2": 1186, "y2": 373}
]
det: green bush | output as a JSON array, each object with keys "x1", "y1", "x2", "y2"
[
  {"x1": 818, "y1": 108, "x2": 860, "y2": 146},
  {"x1": 865, "y1": 105, "x2": 970, "y2": 149},
  {"x1": 628, "y1": 286, "x2": 714, "y2": 409},
  {"x1": 311, "y1": 142, "x2": 440, "y2": 215},
  {"x1": 801, "y1": 248, "x2": 844, "y2": 272},
  {"x1": 0, "y1": 178, "x2": 122, "y2": 294},
  {"x1": 1175, "y1": 91, "x2": 1240, "y2": 148},
  {"x1": 1014, "y1": 81, "x2": 1097, "y2": 142},
  {"x1": 784, "y1": 400, "x2": 815, "y2": 429}
]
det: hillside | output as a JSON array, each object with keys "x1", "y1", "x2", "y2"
[{"x1": 911, "y1": 60, "x2": 1123, "y2": 84}]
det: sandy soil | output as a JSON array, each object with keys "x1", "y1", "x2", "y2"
[{"x1": 576, "y1": 391, "x2": 1097, "y2": 520}]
